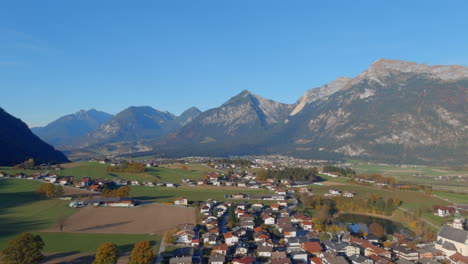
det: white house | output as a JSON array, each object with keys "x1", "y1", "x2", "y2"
[
  {"x1": 263, "y1": 215, "x2": 275, "y2": 225},
  {"x1": 224, "y1": 232, "x2": 239, "y2": 246}
]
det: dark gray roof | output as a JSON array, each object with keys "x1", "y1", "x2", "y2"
[
  {"x1": 258, "y1": 246, "x2": 273, "y2": 253},
  {"x1": 170, "y1": 256, "x2": 193, "y2": 264},
  {"x1": 349, "y1": 255, "x2": 370, "y2": 263},
  {"x1": 209, "y1": 255, "x2": 225, "y2": 263},
  {"x1": 396, "y1": 260, "x2": 414, "y2": 264},
  {"x1": 442, "y1": 241, "x2": 457, "y2": 251},
  {"x1": 438, "y1": 225, "x2": 468, "y2": 243},
  {"x1": 323, "y1": 256, "x2": 349, "y2": 264}
]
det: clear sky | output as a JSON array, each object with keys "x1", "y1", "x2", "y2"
[{"x1": 1, "y1": 0, "x2": 467, "y2": 127}]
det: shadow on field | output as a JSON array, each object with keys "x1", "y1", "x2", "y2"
[
  {"x1": 77, "y1": 221, "x2": 133, "y2": 232},
  {"x1": 0, "y1": 218, "x2": 49, "y2": 239},
  {"x1": 0, "y1": 191, "x2": 41, "y2": 213},
  {"x1": 42, "y1": 252, "x2": 95, "y2": 264},
  {"x1": 134, "y1": 195, "x2": 174, "y2": 201}
]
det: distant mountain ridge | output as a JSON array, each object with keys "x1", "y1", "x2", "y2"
[
  {"x1": 158, "y1": 59, "x2": 468, "y2": 164},
  {"x1": 34, "y1": 59, "x2": 468, "y2": 164},
  {"x1": 32, "y1": 109, "x2": 113, "y2": 148},
  {"x1": 0, "y1": 107, "x2": 69, "y2": 165}
]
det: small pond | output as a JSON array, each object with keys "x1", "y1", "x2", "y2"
[{"x1": 334, "y1": 213, "x2": 414, "y2": 239}]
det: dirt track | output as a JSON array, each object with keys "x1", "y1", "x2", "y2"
[{"x1": 45, "y1": 203, "x2": 195, "y2": 234}]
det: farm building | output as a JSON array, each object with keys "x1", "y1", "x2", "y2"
[
  {"x1": 174, "y1": 197, "x2": 189, "y2": 206},
  {"x1": 80, "y1": 197, "x2": 136, "y2": 207}
]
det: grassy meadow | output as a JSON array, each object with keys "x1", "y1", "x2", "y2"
[
  {"x1": 0, "y1": 162, "x2": 215, "y2": 184},
  {"x1": 0, "y1": 179, "x2": 76, "y2": 249},
  {"x1": 130, "y1": 185, "x2": 273, "y2": 203},
  {"x1": 352, "y1": 162, "x2": 468, "y2": 192},
  {"x1": 35, "y1": 232, "x2": 160, "y2": 253}
]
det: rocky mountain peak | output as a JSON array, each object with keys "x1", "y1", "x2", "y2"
[
  {"x1": 290, "y1": 76, "x2": 352, "y2": 116},
  {"x1": 353, "y1": 59, "x2": 468, "y2": 85}
]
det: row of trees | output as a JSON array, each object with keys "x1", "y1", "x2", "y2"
[
  {"x1": 101, "y1": 186, "x2": 130, "y2": 198},
  {"x1": 0, "y1": 233, "x2": 154, "y2": 264},
  {"x1": 357, "y1": 173, "x2": 397, "y2": 184},
  {"x1": 301, "y1": 193, "x2": 401, "y2": 224},
  {"x1": 106, "y1": 161, "x2": 145, "y2": 173},
  {"x1": 323, "y1": 165, "x2": 356, "y2": 177},
  {"x1": 36, "y1": 183, "x2": 63, "y2": 197},
  {"x1": 256, "y1": 167, "x2": 319, "y2": 182}
]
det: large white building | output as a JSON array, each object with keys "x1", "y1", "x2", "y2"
[{"x1": 435, "y1": 213, "x2": 468, "y2": 257}]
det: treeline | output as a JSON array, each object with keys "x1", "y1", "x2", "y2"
[
  {"x1": 323, "y1": 165, "x2": 356, "y2": 177},
  {"x1": 301, "y1": 193, "x2": 401, "y2": 220},
  {"x1": 36, "y1": 183, "x2": 63, "y2": 197},
  {"x1": 107, "y1": 162, "x2": 145, "y2": 173},
  {"x1": 102, "y1": 186, "x2": 130, "y2": 198},
  {"x1": 357, "y1": 173, "x2": 396, "y2": 184},
  {"x1": 258, "y1": 167, "x2": 319, "y2": 182}
]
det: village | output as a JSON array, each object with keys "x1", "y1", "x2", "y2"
[
  {"x1": 0, "y1": 164, "x2": 467, "y2": 264},
  {"x1": 165, "y1": 196, "x2": 467, "y2": 264}
]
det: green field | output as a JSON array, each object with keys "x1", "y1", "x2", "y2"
[
  {"x1": 309, "y1": 181, "x2": 459, "y2": 227},
  {"x1": 352, "y1": 162, "x2": 468, "y2": 192},
  {"x1": 433, "y1": 191, "x2": 468, "y2": 204},
  {"x1": 0, "y1": 179, "x2": 76, "y2": 249},
  {"x1": 130, "y1": 185, "x2": 272, "y2": 203},
  {"x1": 35, "y1": 232, "x2": 160, "y2": 253},
  {"x1": 0, "y1": 162, "x2": 216, "y2": 184},
  {"x1": 352, "y1": 162, "x2": 467, "y2": 177}
]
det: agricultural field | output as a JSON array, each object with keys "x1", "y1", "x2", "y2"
[
  {"x1": 0, "y1": 161, "x2": 219, "y2": 183},
  {"x1": 352, "y1": 162, "x2": 468, "y2": 192},
  {"x1": 46, "y1": 203, "x2": 196, "y2": 234},
  {"x1": 307, "y1": 181, "x2": 464, "y2": 228},
  {"x1": 130, "y1": 185, "x2": 273, "y2": 203},
  {"x1": 433, "y1": 191, "x2": 468, "y2": 204},
  {"x1": 0, "y1": 179, "x2": 76, "y2": 249}
]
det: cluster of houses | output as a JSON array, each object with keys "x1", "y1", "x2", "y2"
[
  {"x1": 191, "y1": 171, "x2": 315, "y2": 191},
  {"x1": 68, "y1": 197, "x2": 137, "y2": 208},
  {"x1": 167, "y1": 198, "x2": 468, "y2": 264},
  {"x1": 0, "y1": 171, "x2": 180, "y2": 192}
]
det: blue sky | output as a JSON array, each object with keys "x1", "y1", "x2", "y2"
[{"x1": 1, "y1": 0, "x2": 467, "y2": 127}]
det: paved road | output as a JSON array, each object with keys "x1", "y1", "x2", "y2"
[
  {"x1": 154, "y1": 239, "x2": 166, "y2": 264},
  {"x1": 397, "y1": 207, "x2": 441, "y2": 230},
  {"x1": 289, "y1": 197, "x2": 298, "y2": 209}
]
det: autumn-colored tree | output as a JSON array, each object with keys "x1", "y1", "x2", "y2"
[
  {"x1": 36, "y1": 183, "x2": 62, "y2": 197},
  {"x1": 129, "y1": 240, "x2": 153, "y2": 264},
  {"x1": 163, "y1": 230, "x2": 173, "y2": 244},
  {"x1": 115, "y1": 186, "x2": 130, "y2": 197},
  {"x1": 369, "y1": 223, "x2": 385, "y2": 238},
  {"x1": 23, "y1": 158, "x2": 35, "y2": 170},
  {"x1": 1, "y1": 232, "x2": 45, "y2": 264},
  {"x1": 383, "y1": 241, "x2": 392, "y2": 247},
  {"x1": 255, "y1": 169, "x2": 268, "y2": 181},
  {"x1": 93, "y1": 242, "x2": 119, "y2": 264}
]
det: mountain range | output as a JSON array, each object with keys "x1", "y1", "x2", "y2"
[{"x1": 30, "y1": 59, "x2": 468, "y2": 165}]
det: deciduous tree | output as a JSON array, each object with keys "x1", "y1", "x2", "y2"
[
  {"x1": 369, "y1": 223, "x2": 385, "y2": 238},
  {"x1": 1, "y1": 232, "x2": 44, "y2": 264},
  {"x1": 129, "y1": 240, "x2": 153, "y2": 264},
  {"x1": 93, "y1": 242, "x2": 119, "y2": 264}
]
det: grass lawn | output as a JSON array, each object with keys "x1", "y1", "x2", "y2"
[
  {"x1": 433, "y1": 191, "x2": 468, "y2": 204},
  {"x1": 310, "y1": 181, "x2": 453, "y2": 226},
  {"x1": 352, "y1": 162, "x2": 468, "y2": 192},
  {"x1": 130, "y1": 186, "x2": 272, "y2": 203},
  {"x1": 0, "y1": 179, "x2": 76, "y2": 249},
  {"x1": 35, "y1": 232, "x2": 161, "y2": 253}
]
